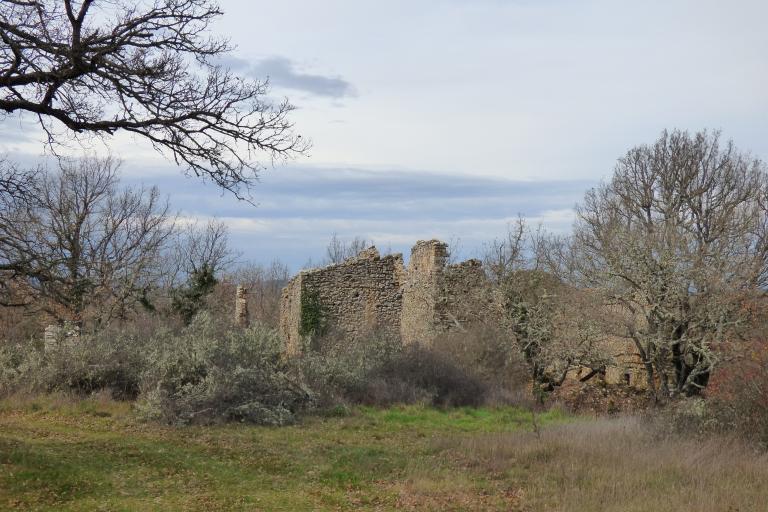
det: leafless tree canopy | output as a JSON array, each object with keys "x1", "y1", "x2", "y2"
[
  {"x1": 573, "y1": 129, "x2": 768, "y2": 398},
  {"x1": 161, "y1": 218, "x2": 235, "y2": 289},
  {"x1": 324, "y1": 233, "x2": 369, "y2": 265},
  {"x1": 482, "y1": 219, "x2": 609, "y2": 390},
  {"x1": 0, "y1": 0, "x2": 307, "y2": 197},
  {"x1": 0, "y1": 156, "x2": 172, "y2": 323},
  {"x1": 0, "y1": 157, "x2": 36, "y2": 202}
]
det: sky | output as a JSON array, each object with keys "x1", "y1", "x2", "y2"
[{"x1": 2, "y1": 0, "x2": 767, "y2": 270}]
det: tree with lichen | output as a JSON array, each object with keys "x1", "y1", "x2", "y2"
[
  {"x1": 484, "y1": 219, "x2": 610, "y2": 393},
  {"x1": 572, "y1": 129, "x2": 768, "y2": 400}
]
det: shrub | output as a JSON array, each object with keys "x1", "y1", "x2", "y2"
[
  {"x1": 0, "y1": 339, "x2": 40, "y2": 397},
  {"x1": 299, "y1": 325, "x2": 528, "y2": 409},
  {"x1": 297, "y1": 328, "x2": 402, "y2": 408},
  {"x1": 430, "y1": 326, "x2": 530, "y2": 405},
  {"x1": 697, "y1": 340, "x2": 768, "y2": 446},
  {"x1": 0, "y1": 328, "x2": 147, "y2": 399},
  {"x1": 137, "y1": 313, "x2": 311, "y2": 425},
  {"x1": 364, "y1": 343, "x2": 489, "y2": 407}
]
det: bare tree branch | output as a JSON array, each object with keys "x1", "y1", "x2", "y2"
[{"x1": 0, "y1": 0, "x2": 308, "y2": 198}]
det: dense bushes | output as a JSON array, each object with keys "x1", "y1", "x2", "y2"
[
  {"x1": 641, "y1": 340, "x2": 768, "y2": 448},
  {"x1": 0, "y1": 329, "x2": 145, "y2": 399},
  {"x1": 0, "y1": 317, "x2": 530, "y2": 424},
  {"x1": 0, "y1": 314, "x2": 312, "y2": 425},
  {"x1": 300, "y1": 325, "x2": 528, "y2": 409},
  {"x1": 695, "y1": 341, "x2": 768, "y2": 446},
  {"x1": 137, "y1": 315, "x2": 310, "y2": 425}
]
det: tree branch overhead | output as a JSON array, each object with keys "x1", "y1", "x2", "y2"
[{"x1": 0, "y1": 0, "x2": 308, "y2": 197}]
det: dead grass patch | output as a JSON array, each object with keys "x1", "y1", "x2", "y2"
[{"x1": 439, "y1": 416, "x2": 768, "y2": 512}]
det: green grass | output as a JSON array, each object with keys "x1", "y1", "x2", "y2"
[
  {"x1": 4, "y1": 395, "x2": 766, "y2": 511},
  {"x1": 0, "y1": 394, "x2": 563, "y2": 511}
]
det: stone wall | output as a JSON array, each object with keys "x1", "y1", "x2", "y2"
[
  {"x1": 400, "y1": 240, "x2": 449, "y2": 345},
  {"x1": 399, "y1": 241, "x2": 498, "y2": 344},
  {"x1": 279, "y1": 273, "x2": 304, "y2": 355},
  {"x1": 277, "y1": 238, "x2": 648, "y2": 391},
  {"x1": 279, "y1": 247, "x2": 406, "y2": 353},
  {"x1": 279, "y1": 239, "x2": 494, "y2": 350}
]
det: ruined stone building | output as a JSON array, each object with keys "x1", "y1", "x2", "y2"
[
  {"x1": 278, "y1": 238, "x2": 647, "y2": 390},
  {"x1": 279, "y1": 240, "x2": 493, "y2": 354}
]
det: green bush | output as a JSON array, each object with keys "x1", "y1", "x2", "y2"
[
  {"x1": 0, "y1": 329, "x2": 146, "y2": 399},
  {"x1": 299, "y1": 325, "x2": 528, "y2": 409},
  {"x1": 362, "y1": 343, "x2": 489, "y2": 407},
  {"x1": 297, "y1": 328, "x2": 402, "y2": 408},
  {"x1": 0, "y1": 314, "x2": 312, "y2": 425},
  {"x1": 137, "y1": 313, "x2": 311, "y2": 425}
]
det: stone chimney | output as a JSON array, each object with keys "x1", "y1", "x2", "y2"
[{"x1": 235, "y1": 285, "x2": 249, "y2": 327}]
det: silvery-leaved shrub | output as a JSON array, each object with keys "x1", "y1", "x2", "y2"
[
  {"x1": 297, "y1": 328, "x2": 403, "y2": 408},
  {"x1": 137, "y1": 313, "x2": 311, "y2": 425},
  {"x1": 0, "y1": 330, "x2": 146, "y2": 399}
]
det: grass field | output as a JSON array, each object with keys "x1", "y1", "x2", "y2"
[{"x1": 1, "y1": 394, "x2": 767, "y2": 511}]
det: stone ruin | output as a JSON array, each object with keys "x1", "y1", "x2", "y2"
[
  {"x1": 43, "y1": 321, "x2": 81, "y2": 351},
  {"x1": 234, "y1": 285, "x2": 249, "y2": 327},
  {"x1": 276, "y1": 238, "x2": 646, "y2": 390},
  {"x1": 278, "y1": 240, "x2": 495, "y2": 354}
]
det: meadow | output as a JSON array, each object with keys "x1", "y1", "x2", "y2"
[{"x1": 2, "y1": 394, "x2": 767, "y2": 512}]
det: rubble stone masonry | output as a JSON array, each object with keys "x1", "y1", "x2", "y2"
[
  {"x1": 277, "y1": 239, "x2": 645, "y2": 391},
  {"x1": 279, "y1": 240, "x2": 491, "y2": 352}
]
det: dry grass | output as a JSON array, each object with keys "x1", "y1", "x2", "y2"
[{"x1": 440, "y1": 415, "x2": 768, "y2": 512}]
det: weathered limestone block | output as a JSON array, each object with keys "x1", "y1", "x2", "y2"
[
  {"x1": 400, "y1": 240, "x2": 448, "y2": 345},
  {"x1": 279, "y1": 247, "x2": 406, "y2": 353}
]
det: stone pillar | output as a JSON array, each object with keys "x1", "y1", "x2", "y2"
[
  {"x1": 43, "y1": 322, "x2": 81, "y2": 352},
  {"x1": 235, "y1": 285, "x2": 249, "y2": 327},
  {"x1": 43, "y1": 324, "x2": 61, "y2": 352}
]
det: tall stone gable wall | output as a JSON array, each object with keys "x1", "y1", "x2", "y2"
[
  {"x1": 279, "y1": 248, "x2": 407, "y2": 354},
  {"x1": 399, "y1": 240, "x2": 449, "y2": 345},
  {"x1": 279, "y1": 240, "x2": 495, "y2": 351}
]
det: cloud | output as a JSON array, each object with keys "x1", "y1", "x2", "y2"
[
  {"x1": 118, "y1": 163, "x2": 592, "y2": 270},
  {"x1": 248, "y1": 57, "x2": 355, "y2": 98}
]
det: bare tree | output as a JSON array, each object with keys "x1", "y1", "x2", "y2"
[
  {"x1": 162, "y1": 218, "x2": 236, "y2": 289},
  {"x1": 0, "y1": 0, "x2": 307, "y2": 197},
  {"x1": 324, "y1": 233, "x2": 369, "y2": 265},
  {"x1": 483, "y1": 218, "x2": 610, "y2": 392},
  {"x1": 0, "y1": 156, "x2": 172, "y2": 324},
  {"x1": 0, "y1": 156, "x2": 36, "y2": 202},
  {"x1": 221, "y1": 260, "x2": 289, "y2": 327},
  {"x1": 573, "y1": 129, "x2": 768, "y2": 399},
  {"x1": 481, "y1": 217, "x2": 549, "y2": 282}
]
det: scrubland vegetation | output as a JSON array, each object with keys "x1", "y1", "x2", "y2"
[
  {"x1": 2, "y1": 130, "x2": 768, "y2": 510},
  {"x1": 1, "y1": 1, "x2": 768, "y2": 509}
]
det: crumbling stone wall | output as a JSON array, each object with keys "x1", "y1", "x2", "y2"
[
  {"x1": 279, "y1": 248, "x2": 406, "y2": 354},
  {"x1": 400, "y1": 240, "x2": 449, "y2": 345},
  {"x1": 400, "y1": 241, "x2": 498, "y2": 344},
  {"x1": 235, "y1": 285, "x2": 249, "y2": 327},
  {"x1": 279, "y1": 239, "x2": 497, "y2": 351},
  {"x1": 278, "y1": 238, "x2": 648, "y2": 391},
  {"x1": 437, "y1": 259, "x2": 498, "y2": 336}
]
